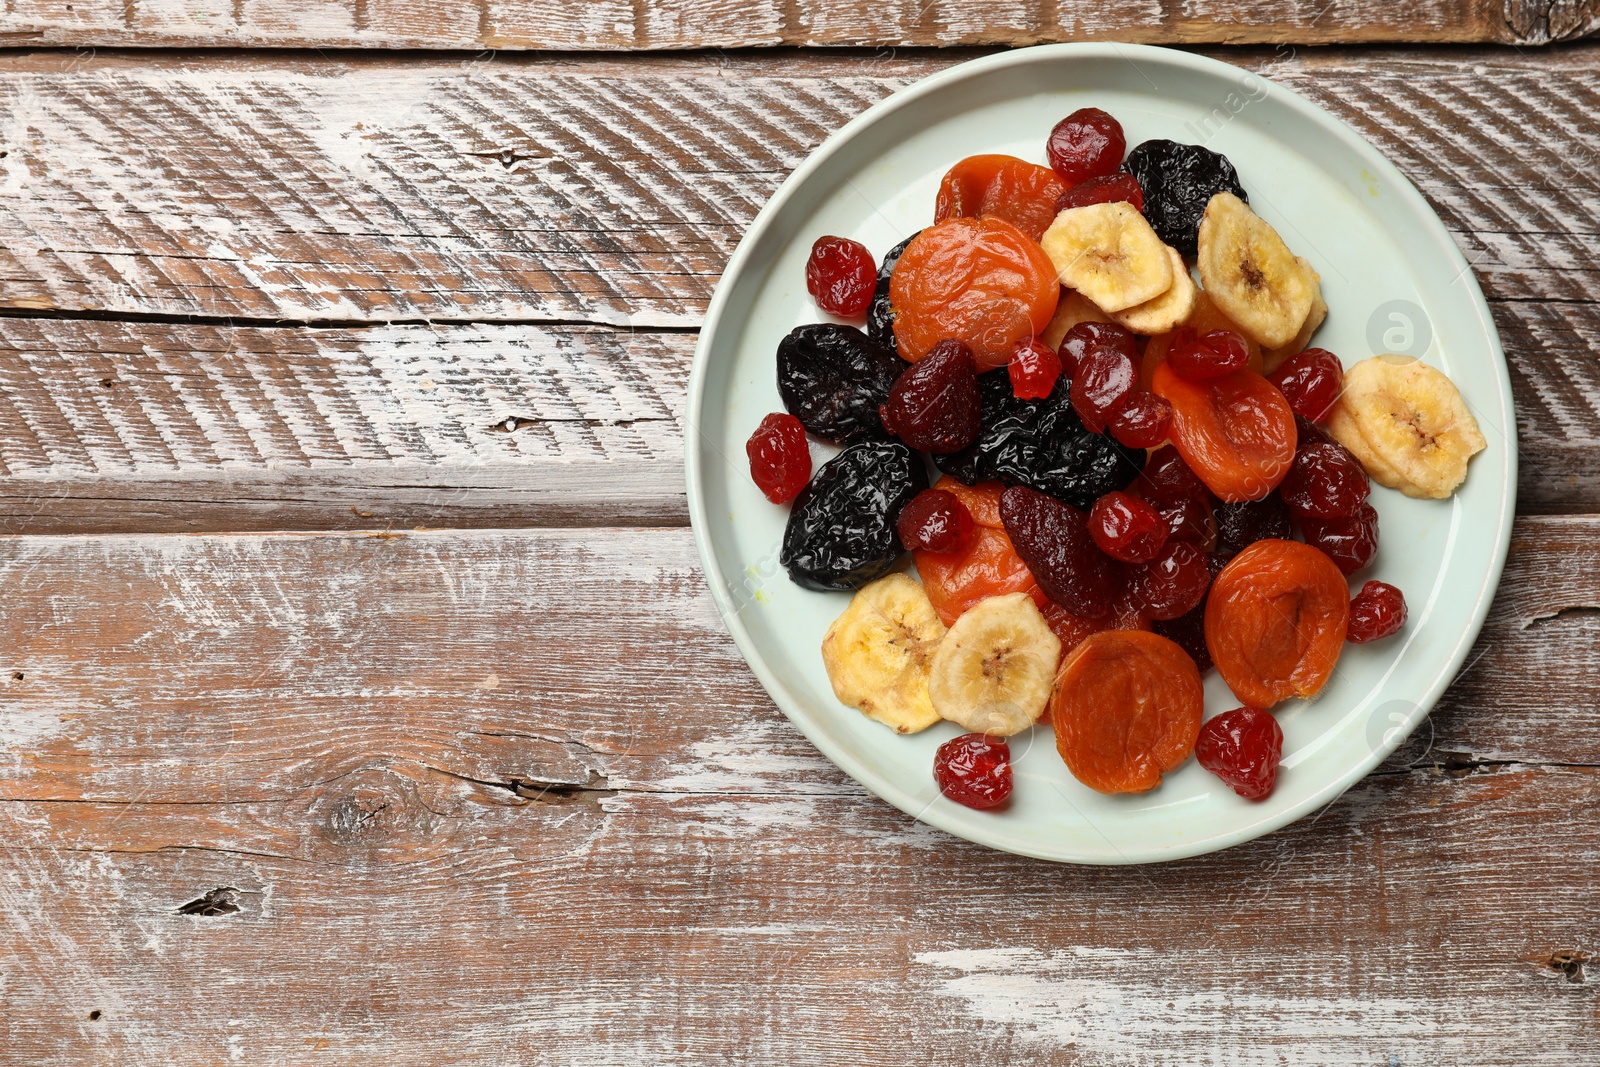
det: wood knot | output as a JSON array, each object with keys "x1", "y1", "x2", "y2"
[
  {"x1": 317, "y1": 768, "x2": 425, "y2": 847},
  {"x1": 177, "y1": 887, "x2": 240, "y2": 916},
  {"x1": 1549, "y1": 949, "x2": 1589, "y2": 984}
]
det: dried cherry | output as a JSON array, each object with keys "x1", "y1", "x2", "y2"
[
  {"x1": 1167, "y1": 328, "x2": 1250, "y2": 381},
  {"x1": 1123, "y1": 139, "x2": 1249, "y2": 257},
  {"x1": 914, "y1": 478, "x2": 1048, "y2": 625},
  {"x1": 746, "y1": 412, "x2": 811, "y2": 504},
  {"x1": 867, "y1": 231, "x2": 919, "y2": 349},
  {"x1": 777, "y1": 323, "x2": 903, "y2": 445},
  {"x1": 1196, "y1": 706, "x2": 1283, "y2": 800},
  {"x1": 1059, "y1": 320, "x2": 1138, "y2": 380},
  {"x1": 1298, "y1": 503, "x2": 1379, "y2": 575},
  {"x1": 934, "y1": 733, "x2": 1012, "y2": 809},
  {"x1": 1047, "y1": 108, "x2": 1126, "y2": 185},
  {"x1": 934, "y1": 154, "x2": 1067, "y2": 241},
  {"x1": 1056, "y1": 172, "x2": 1144, "y2": 213},
  {"x1": 999, "y1": 485, "x2": 1118, "y2": 619},
  {"x1": 897, "y1": 488, "x2": 976, "y2": 555},
  {"x1": 1127, "y1": 540, "x2": 1211, "y2": 621},
  {"x1": 879, "y1": 338, "x2": 981, "y2": 453},
  {"x1": 780, "y1": 440, "x2": 927, "y2": 591},
  {"x1": 889, "y1": 216, "x2": 1060, "y2": 369},
  {"x1": 1269, "y1": 347, "x2": 1343, "y2": 423},
  {"x1": 1348, "y1": 580, "x2": 1407, "y2": 643},
  {"x1": 805, "y1": 236, "x2": 876, "y2": 319},
  {"x1": 1008, "y1": 338, "x2": 1062, "y2": 400},
  {"x1": 1089, "y1": 491, "x2": 1168, "y2": 564},
  {"x1": 1108, "y1": 390, "x2": 1172, "y2": 449},
  {"x1": 935, "y1": 370, "x2": 1144, "y2": 511},
  {"x1": 1279, "y1": 439, "x2": 1370, "y2": 520},
  {"x1": 1071, "y1": 343, "x2": 1137, "y2": 433}
]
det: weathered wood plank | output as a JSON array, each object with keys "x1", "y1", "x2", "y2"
[
  {"x1": 0, "y1": 521, "x2": 1595, "y2": 1063},
  {"x1": 0, "y1": 310, "x2": 1589, "y2": 534},
  {"x1": 4, "y1": 0, "x2": 1596, "y2": 49}
]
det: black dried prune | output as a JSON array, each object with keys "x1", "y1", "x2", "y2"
[
  {"x1": 1123, "y1": 140, "x2": 1247, "y2": 258},
  {"x1": 777, "y1": 323, "x2": 903, "y2": 445},
  {"x1": 1214, "y1": 496, "x2": 1292, "y2": 557},
  {"x1": 781, "y1": 441, "x2": 927, "y2": 591},
  {"x1": 1152, "y1": 601, "x2": 1213, "y2": 675},
  {"x1": 866, "y1": 231, "x2": 919, "y2": 350},
  {"x1": 935, "y1": 370, "x2": 1143, "y2": 511}
]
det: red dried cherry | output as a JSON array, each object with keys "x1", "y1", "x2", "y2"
[
  {"x1": 1058, "y1": 320, "x2": 1137, "y2": 381},
  {"x1": 1109, "y1": 390, "x2": 1172, "y2": 449},
  {"x1": 1299, "y1": 503, "x2": 1379, "y2": 575},
  {"x1": 1008, "y1": 338, "x2": 1062, "y2": 400},
  {"x1": 805, "y1": 236, "x2": 876, "y2": 319},
  {"x1": 1128, "y1": 540, "x2": 1211, "y2": 621},
  {"x1": 880, "y1": 339, "x2": 981, "y2": 454},
  {"x1": 1056, "y1": 172, "x2": 1144, "y2": 213},
  {"x1": 1270, "y1": 347, "x2": 1344, "y2": 423},
  {"x1": 1071, "y1": 344, "x2": 1137, "y2": 433},
  {"x1": 1167, "y1": 328, "x2": 1250, "y2": 381},
  {"x1": 1279, "y1": 439, "x2": 1370, "y2": 520},
  {"x1": 1348, "y1": 580, "x2": 1407, "y2": 643},
  {"x1": 897, "y1": 488, "x2": 976, "y2": 555},
  {"x1": 746, "y1": 413, "x2": 811, "y2": 504},
  {"x1": 1089, "y1": 491, "x2": 1168, "y2": 564},
  {"x1": 1047, "y1": 107, "x2": 1126, "y2": 185},
  {"x1": 1196, "y1": 706, "x2": 1283, "y2": 800},
  {"x1": 934, "y1": 733, "x2": 1012, "y2": 809}
]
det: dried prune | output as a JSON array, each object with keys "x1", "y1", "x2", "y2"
[
  {"x1": 1215, "y1": 495, "x2": 1292, "y2": 555},
  {"x1": 1151, "y1": 601, "x2": 1213, "y2": 675},
  {"x1": 867, "y1": 232, "x2": 919, "y2": 349},
  {"x1": 1123, "y1": 139, "x2": 1248, "y2": 257},
  {"x1": 1000, "y1": 485, "x2": 1118, "y2": 618},
  {"x1": 777, "y1": 323, "x2": 903, "y2": 445},
  {"x1": 781, "y1": 441, "x2": 927, "y2": 591},
  {"x1": 879, "y1": 339, "x2": 980, "y2": 453},
  {"x1": 935, "y1": 370, "x2": 1144, "y2": 511}
]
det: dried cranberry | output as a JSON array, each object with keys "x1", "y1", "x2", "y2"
[
  {"x1": 805, "y1": 235, "x2": 876, "y2": 319},
  {"x1": 1127, "y1": 540, "x2": 1210, "y2": 621},
  {"x1": 746, "y1": 413, "x2": 812, "y2": 504},
  {"x1": 1300, "y1": 503, "x2": 1379, "y2": 575},
  {"x1": 1008, "y1": 338, "x2": 1062, "y2": 400},
  {"x1": 1089, "y1": 491, "x2": 1168, "y2": 564},
  {"x1": 1156, "y1": 494, "x2": 1217, "y2": 549},
  {"x1": 1070, "y1": 344, "x2": 1137, "y2": 433},
  {"x1": 1108, "y1": 390, "x2": 1172, "y2": 449},
  {"x1": 1196, "y1": 707, "x2": 1283, "y2": 800},
  {"x1": 1122, "y1": 139, "x2": 1248, "y2": 258},
  {"x1": 1348, "y1": 580, "x2": 1407, "y2": 643},
  {"x1": 879, "y1": 339, "x2": 981, "y2": 454},
  {"x1": 1137, "y1": 446, "x2": 1211, "y2": 508},
  {"x1": 1059, "y1": 321, "x2": 1138, "y2": 381},
  {"x1": 1279, "y1": 440, "x2": 1370, "y2": 520},
  {"x1": 1270, "y1": 347, "x2": 1344, "y2": 423},
  {"x1": 1047, "y1": 107, "x2": 1126, "y2": 185},
  {"x1": 897, "y1": 488, "x2": 975, "y2": 555},
  {"x1": 999, "y1": 485, "x2": 1118, "y2": 618},
  {"x1": 1056, "y1": 172, "x2": 1144, "y2": 213},
  {"x1": 1151, "y1": 601, "x2": 1212, "y2": 674},
  {"x1": 1215, "y1": 496, "x2": 1292, "y2": 555},
  {"x1": 933, "y1": 733, "x2": 1012, "y2": 809},
  {"x1": 1167, "y1": 328, "x2": 1250, "y2": 381}
]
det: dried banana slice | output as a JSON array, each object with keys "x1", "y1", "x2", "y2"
[
  {"x1": 1041, "y1": 202, "x2": 1174, "y2": 313},
  {"x1": 1327, "y1": 355, "x2": 1487, "y2": 499},
  {"x1": 821, "y1": 573, "x2": 948, "y2": 734},
  {"x1": 1112, "y1": 245, "x2": 1199, "y2": 335},
  {"x1": 927, "y1": 592, "x2": 1061, "y2": 737},
  {"x1": 1197, "y1": 192, "x2": 1315, "y2": 349}
]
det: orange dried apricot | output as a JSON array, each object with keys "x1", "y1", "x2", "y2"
[
  {"x1": 1205, "y1": 538, "x2": 1350, "y2": 707},
  {"x1": 913, "y1": 477, "x2": 1048, "y2": 625},
  {"x1": 933, "y1": 154, "x2": 1067, "y2": 241},
  {"x1": 1152, "y1": 360, "x2": 1297, "y2": 503},
  {"x1": 890, "y1": 217, "x2": 1060, "y2": 370},
  {"x1": 1052, "y1": 630, "x2": 1204, "y2": 794}
]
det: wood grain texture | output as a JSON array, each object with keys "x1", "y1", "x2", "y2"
[
  {"x1": 4, "y1": 0, "x2": 1597, "y2": 49},
  {"x1": 0, "y1": 520, "x2": 1595, "y2": 1063},
  {"x1": 1, "y1": 48, "x2": 1599, "y2": 525}
]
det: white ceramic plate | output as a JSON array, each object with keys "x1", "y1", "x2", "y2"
[{"x1": 685, "y1": 44, "x2": 1515, "y2": 864}]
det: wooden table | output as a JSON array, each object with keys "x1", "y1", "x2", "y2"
[{"x1": 1, "y1": 2, "x2": 1596, "y2": 1061}]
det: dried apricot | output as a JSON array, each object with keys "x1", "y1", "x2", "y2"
[
  {"x1": 934, "y1": 154, "x2": 1067, "y2": 241},
  {"x1": 1152, "y1": 360, "x2": 1297, "y2": 503},
  {"x1": 1052, "y1": 630, "x2": 1204, "y2": 794},
  {"x1": 890, "y1": 217, "x2": 1060, "y2": 370},
  {"x1": 914, "y1": 477, "x2": 1048, "y2": 625},
  {"x1": 1205, "y1": 539, "x2": 1350, "y2": 707}
]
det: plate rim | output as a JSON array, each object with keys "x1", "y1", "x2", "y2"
[{"x1": 684, "y1": 42, "x2": 1517, "y2": 864}]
